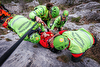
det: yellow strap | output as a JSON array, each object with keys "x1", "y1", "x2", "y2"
[{"x1": 77, "y1": 46, "x2": 82, "y2": 53}]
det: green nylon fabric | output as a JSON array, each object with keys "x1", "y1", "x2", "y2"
[
  {"x1": 62, "y1": 28, "x2": 94, "y2": 54},
  {"x1": 51, "y1": 16, "x2": 67, "y2": 30},
  {"x1": 0, "y1": 1, "x2": 1, "y2": 6},
  {"x1": 29, "y1": 5, "x2": 51, "y2": 28},
  {"x1": 8, "y1": 15, "x2": 44, "y2": 41}
]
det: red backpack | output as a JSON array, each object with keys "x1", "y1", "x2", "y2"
[{"x1": 39, "y1": 32, "x2": 54, "y2": 48}]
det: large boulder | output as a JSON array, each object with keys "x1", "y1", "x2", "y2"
[
  {"x1": 50, "y1": 0, "x2": 67, "y2": 5},
  {"x1": 25, "y1": 0, "x2": 39, "y2": 7},
  {"x1": 50, "y1": 0, "x2": 92, "y2": 5},
  {"x1": 4, "y1": 0, "x2": 39, "y2": 14},
  {"x1": 73, "y1": 2, "x2": 100, "y2": 12},
  {"x1": 69, "y1": 2, "x2": 100, "y2": 21},
  {"x1": 5, "y1": 2, "x2": 23, "y2": 14}
]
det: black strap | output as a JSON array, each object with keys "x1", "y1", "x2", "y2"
[
  {"x1": 1, "y1": 4, "x2": 9, "y2": 12},
  {"x1": 47, "y1": 39, "x2": 51, "y2": 48},
  {"x1": 28, "y1": 28, "x2": 42, "y2": 37},
  {"x1": 0, "y1": 22, "x2": 38, "y2": 66}
]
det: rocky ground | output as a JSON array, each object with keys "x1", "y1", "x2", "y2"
[
  {"x1": 0, "y1": 1, "x2": 100, "y2": 67},
  {"x1": 0, "y1": 28, "x2": 100, "y2": 67}
]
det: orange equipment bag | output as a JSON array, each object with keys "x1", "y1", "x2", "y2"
[{"x1": 2, "y1": 16, "x2": 13, "y2": 28}]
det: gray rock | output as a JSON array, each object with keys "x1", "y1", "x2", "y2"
[
  {"x1": 69, "y1": 2, "x2": 100, "y2": 21},
  {"x1": 1, "y1": 1, "x2": 100, "y2": 67},
  {"x1": 64, "y1": 21, "x2": 100, "y2": 39},
  {"x1": 50, "y1": 0, "x2": 92, "y2": 5},
  {"x1": 73, "y1": 2, "x2": 100, "y2": 12},
  {"x1": 83, "y1": 58, "x2": 100, "y2": 67},
  {"x1": 50, "y1": 0, "x2": 67, "y2": 5},
  {"x1": 25, "y1": 0, "x2": 39, "y2": 7},
  {"x1": 5, "y1": 2, "x2": 23, "y2": 14},
  {"x1": 0, "y1": 22, "x2": 100, "y2": 67}
]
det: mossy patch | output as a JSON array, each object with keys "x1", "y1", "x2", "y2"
[
  {"x1": 6, "y1": 38, "x2": 12, "y2": 41},
  {"x1": 28, "y1": 6, "x2": 34, "y2": 11},
  {"x1": 38, "y1": 0, "x2": 50, "y2": 5},
  {"x1": 0, "y1": 36, "x2": 5, "y2": 38},
  {"x1": 0, "y1": 28, "x2": 8, "y2": 35},
  {"x1": 33, "y1": 45, "x2": 38, "y2": 48},
  {"x1": 71, "y1": 17, "x2": 81, "y2": 23},
  {"x1": 64, "y1": 27, "x2": 68, "y2": 30},
  {"x1": 58, "y1": 5, "x2": 66, "y2": 10},
  {"x1": 63, "y1": 27, "x2": 72, "y2": 31},
  {"x1": 72, "y1": 29, "x2": 77, "y2": 31},
  {"x1": 56, "y1": 55, "x2": 69, "y2": 63},
  {"x1": 24, "y1": 0, "x2": 33, "y2": 3}
]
